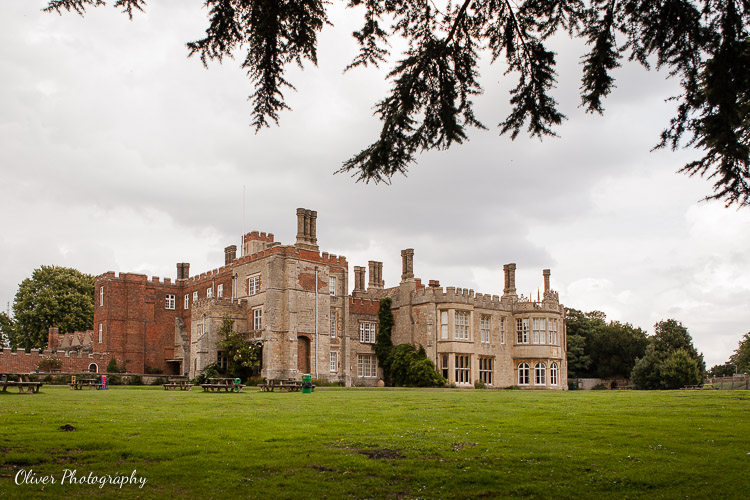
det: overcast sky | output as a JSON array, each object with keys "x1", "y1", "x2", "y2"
[{"x1": 1, "y1": 0, "x2": 748, "y2": 367}]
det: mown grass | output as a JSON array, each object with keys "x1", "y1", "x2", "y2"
[{"x1": 1, "y1": 386, "x2": 749, "y2": 499}]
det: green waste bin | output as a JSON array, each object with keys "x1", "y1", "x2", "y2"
[{"x1": 302, "y1": 374, "x2": 312, "y2": 394}]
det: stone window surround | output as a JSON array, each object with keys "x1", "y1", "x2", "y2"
[
  {"x1": 253, "y1": 307, "x2": 262, "y2": 331},
  {"x1": 248, "y1": 273, "x2": 260, "y2": 296},
  {"x1": 329, "y1": 351, "x2": 338, "y2": 372},
  {"x1": 535, "y1": 362, "x2": 547, "y2": 385},
  {"x1": 359, "y1": 321, "x2": 376, "y2": 344},
  {"x1": 518, "y1": 362, "x2": 530, "y2": 385},
  {"x1": 455, "y1": 354, "x2": 471, "y2": 384},
  {"x1": 357, "y1": 353, "x2": 377, "y2": 377},
  {"x1": 479, "y1": 356, "x2": 493, "y2": 385}
]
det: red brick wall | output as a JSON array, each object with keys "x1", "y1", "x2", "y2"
[{"x1": 0, "y1": 349, "x2": 113, "y2": 373}]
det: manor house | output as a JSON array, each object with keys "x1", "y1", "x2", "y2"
[{"x1": 86, "y1": 208, "x2": 567, "y2": 389}]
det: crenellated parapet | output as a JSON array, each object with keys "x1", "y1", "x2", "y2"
[{"x1": 232, "y1": 245, "x2": 348, "y2": 270}]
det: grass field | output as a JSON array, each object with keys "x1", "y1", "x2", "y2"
[{"x1": 1, "y1": 386, "x2": 749, "y2": 499}]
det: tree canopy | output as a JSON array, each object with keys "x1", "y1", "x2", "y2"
[
  {"x1": 44, "y1": 0, "x2": 750, "y2": 206},
  {"x1": 729, "y1": 331, "x2": 750, "y2": 373},
  {"x1": 565, "y1": 308, "x2": 647, "y2": 380},
  {"x1": 10, "y1": 266, "x2": 95, "y2": 350},
  {"x1": 630, "y1": 319, "x2": 706, "y2": 389},
  {"x1": 217, "y1": 317, "x2": 262, "y2": 380}
]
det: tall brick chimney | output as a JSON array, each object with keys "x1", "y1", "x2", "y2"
[
  {"x1": 48, "y1": 327, "x2": 59, "y2": 350},
  {"x1": 543, "y1": 269, "x2": 551, "y2": 293},
  {"x1": 353, "y1": 266, "x2": 366, "y2": 294},
  {"x1": 177, "y1": 263, "x2": 190, "y2": 281},
  {"x1": 503, "y1": 263, "x2": 517, "y2": 297},
  {"x1": 401, "y1": 248, "x2": 415, "y2": 282},
  {"x1": 368, "y1": 261, "x2": 384, "y2": 290},
  {"x1": 295, "y1": 208, "x2": 319, "y2": 251},
  {"x1": 224, "y1": 245, "x2": 237, "y2": 265}
]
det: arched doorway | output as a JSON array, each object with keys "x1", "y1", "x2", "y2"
[
  {"x1": 297, "y1": 336, "x2": 311, "y2": 374},
  {"x1": 88, "y1": 363, "x2": 98, "y2": 373}
]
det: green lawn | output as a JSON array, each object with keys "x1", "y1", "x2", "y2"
[{"x1": 1, "y1": 386, "x2": 749, "y2": 499}]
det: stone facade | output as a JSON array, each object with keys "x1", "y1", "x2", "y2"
[{"x1": 11, "y1": 208, "x2": 566, "y2": 389}]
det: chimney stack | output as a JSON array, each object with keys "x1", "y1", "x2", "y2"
[
  {"x1": 503, "y1": 263, "x2": 517, "y2": 296},
  {"x1": 177, "y1": 263, "x2": 190, "y2": 281},
  {"x1": 543, "y1": 269, "x2": 551, "y2": 293},
  {"x1": 295, "y1": 208, "x2": 319, "y2": 251},
  {"x1": 353, "y1": 266, "x2": 366, "y2": 294},
  {"x1": 48, "y1": 327, "x2": 59, "y2": 350},
  {"x1": 401, "y1": 248, "x2": 415, "y2": 281},
  {"x1": 224, "y1": 245, "x2": 237, "y2": 266},
  {"x1": 368, "y1": 261, "x2": 384, "y2": 290}
]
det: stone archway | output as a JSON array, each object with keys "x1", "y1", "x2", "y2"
[{"x1": 297, "y1": 336, "x2": 311, "y2": 374}]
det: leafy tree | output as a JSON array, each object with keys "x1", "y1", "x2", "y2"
[
  {"x1": 631, "y1": 319, "x2": 706, "y2": 389},
  {"x1": 565, "y1": 309, "x2": 607, "y2": 341},
  {"x1": 217, "y1": 317, "x2": 262, "y2": 380},
  {"x1": 374, "y1": 297, "x2": 394, "y2": 383},
  {"x1": 660, "y1": 348, "x2": 702, "y2": 389},
  {"x1": 387, "y1": 344, "x2": 445, "y2": 387},
  {"x1": 588, "y1": 322, "x2": 648, "y2": 378},
  {"x1": 566, "y1": 334, "x2": 591, "y2": 379},
  {"x1": 0, "y1": 312, "x2": 14, "y2": 349},
  {"x1": 708, "y1": 362, "x2": 736, "y2": 377},
  {"x1": 630, "y1": 344, "x2": 664, "y2": 390},
  {"x1": 12, "y1": 266, "x2": 95, "y2": 350},
  {"x1": 729, "y1": 332, "x2": 750, "y2": 373},
  {"x1": 44, "y1": 0, "x2": 750, "y2": 206}
]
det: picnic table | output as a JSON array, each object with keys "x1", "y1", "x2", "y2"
[
  {"x1": 69, "y1": 377, "x2": 104, "y2": 390},
  {"x1": 0, "y1": 373, "x2": 44, "y2": 394},
  {"x1": 258, "y1": 379, "x2": 314, "y2": 392},
  {"x1": 201, "y1": 378, "x2": 245, "y2": 393},
  {"x1": 163, "y1": 377, "x2": 193, "y2": 391}
]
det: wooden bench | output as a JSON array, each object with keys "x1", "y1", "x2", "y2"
[
  {"x1": 69, "y1": 379, "x2": 103, "y2": 390},
  {"x1": 1, "y1": 381, "x2": 44, "y2": 394},
  {"x1": 163, "y1": 378, "x2": 193, "y2": 391},
  {"x1": 258, "y1": 379, "x2": 314, "y2": 392},
  {"x1": 201, "y1": 378, "x2": 245, "y2": 393},
  {"x1": 0, "y1": 373, "x2": 44, "y2": 394}
]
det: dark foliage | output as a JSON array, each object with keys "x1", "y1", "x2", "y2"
[
  {"x1": 631, "y1": 319, "x2": 706, "y2": 389},
  {"x1": 387, "y1": 343, "x2": 445, "y2": 387},
  {"x1": 375, "y1": 297, "x2": 394, "y2": 383},
  {"x1": 44, "y1": 0, "x2": 750, "y2": 206},
  {"x1": 10, "y1": 265, "x2": 94, "y2": 349},
  {"x1": 217, "y1": 317, "x2": 262, "y2": 381}
]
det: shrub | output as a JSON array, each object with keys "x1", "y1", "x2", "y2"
[
  {"x1": 474, "y1": 380, "x2": 487, "y2": 389},
  {"x1": 312, "y1": 378, "x2": 345, "y2": 387},
  {"x1": 127, "y1": 375, "x2": 143, "y2": 385},
  {"x1": 37, "y1": 355, "x2": 63, "y2": 372},
  {"x1": 591, "y1": 383, "x2": 608, "y2": 390},
  {"x1": 505, "y1": 385, "x2": 521, "y2": 390},
  {"x1": 388, "y1": 344, "x2": 445, "y2": 387},
  {"x1": 194, "y1": 363, "x2": 220, "y2": 385},
  {"x1": 106, "y1": 358, "x2": 123, "y2": 373},
  {"x1": 144, "y1": 365, "x2": 163, "y2": 375},
  {"x1": 151, "y1": 377, "x2": 166, "y2": 386},
  {"x1": 107, "y1": 375, "x2": 122, "y2": 385}
]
